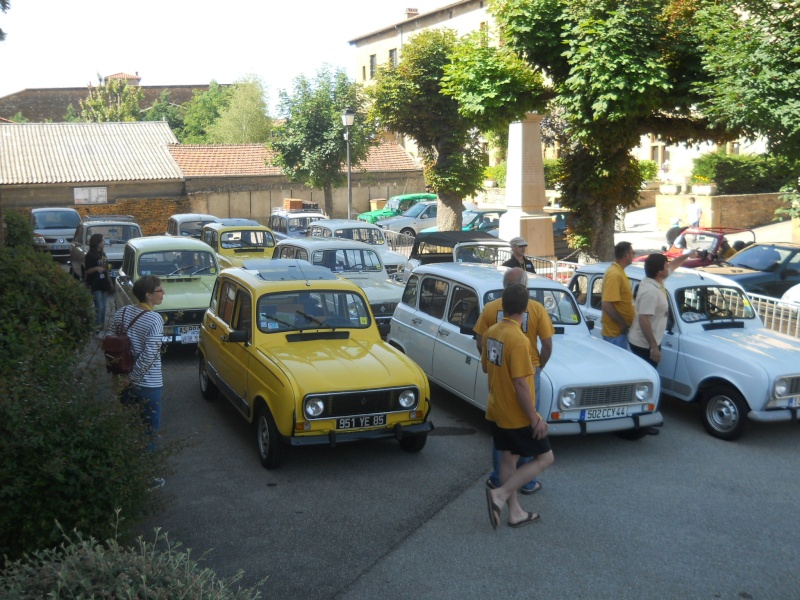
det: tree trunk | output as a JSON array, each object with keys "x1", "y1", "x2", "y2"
[
  {"x1": 437, "y1": 191, "x2": 463, "y2": 231},
  {"x1": 323, "y1": 183, "x2": 334, "y2": 218},
  {"x1": 589, "y1": 203, "x2": 617, "y2": 262}
]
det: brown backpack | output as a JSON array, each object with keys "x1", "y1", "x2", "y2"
[{"x1": 102, "y1": 307, "x2": 147, "y2": 374}]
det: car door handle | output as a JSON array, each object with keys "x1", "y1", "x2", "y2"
[
  {"x1": 663, "y1": 341, "x2": 673, "y2": 347},
  {"x1": 412, "y1": 317, "x2": 423, "y2": 324},
  {"x1": 438, "y1": 328, "x2": 450, "y2": 336}
]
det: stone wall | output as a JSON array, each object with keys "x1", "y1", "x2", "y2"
[{"x1": 655, "y1": 192, "x2": 787, "y2": 232}]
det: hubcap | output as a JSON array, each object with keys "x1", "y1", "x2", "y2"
[
  {"x1": 707, "y1": 396, "x2": 739, "y2": 432},
  {"x1": 258, "y1": 417, "x2": 269, "y2": 457}
]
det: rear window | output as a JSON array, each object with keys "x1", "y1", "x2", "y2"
[{"x1": 33, "y1": 210, "x2": 81, "y2": 230}]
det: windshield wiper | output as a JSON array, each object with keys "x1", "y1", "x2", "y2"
[{"x1": 295, "y1": 310, "x2": 325, "y2": 328}]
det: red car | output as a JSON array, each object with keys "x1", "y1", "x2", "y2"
[{"x1": 635, "y1": 227, "x2": 756, "y2": 268}]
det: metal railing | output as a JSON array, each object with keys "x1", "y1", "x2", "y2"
[
  {"x1": 383, "y1": 230, "x2": 415, "y2": 258},
  {"x1": 527, "y1": 255, "x2": 580, "y2": 285},
  {"x1": 746, "y1": 293, "x2": 800, "y2": 339}
]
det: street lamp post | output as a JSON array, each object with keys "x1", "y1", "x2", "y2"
[{"x1": 342, "y1": 108, "x2": 355, "y2": 220}]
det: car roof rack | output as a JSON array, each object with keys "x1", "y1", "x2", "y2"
[
  {"x1": 85, "y1": 215, "x2": 135, "y2": 222},
  {"x1": 242, "y1": 258, "x2": 337, "y2": 281}
]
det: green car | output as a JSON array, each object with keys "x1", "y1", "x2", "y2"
[{"x1": 357, "y1": 193, "x2": 437, "y2": 224}]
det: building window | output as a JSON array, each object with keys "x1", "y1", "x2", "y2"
[
  {"x1": 369, "y1": 54, "x2": 377, "y2": 79},
  {"x1": 362, "y1": 66, "x2": 366, "y2": 81},
  {"x1": 389, "y1": 48, "x2": 398, "y2": 67}
]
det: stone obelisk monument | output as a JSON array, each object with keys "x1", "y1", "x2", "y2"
[{"x1": 499, "y1": 112, "x2": 554, "y2": 258}]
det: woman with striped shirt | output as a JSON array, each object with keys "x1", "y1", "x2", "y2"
[{"x1": 112, "y1": 275, "x2": 165, "y2": 446}]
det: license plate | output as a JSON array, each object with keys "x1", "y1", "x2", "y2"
[
  {"x1": 580, "y1": 406, "x2": 628, "y2": 421},
  {"x1": 337, "y1": 414, "x2": 386, "y2": 430},
  {"x1": 52, "y1": 244, "x2": 69, "y2": 250},
  {"x1": 178, "y1": 325, "x2": 200, "y2": 344}
]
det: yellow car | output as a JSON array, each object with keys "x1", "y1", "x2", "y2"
[
  {"x1": 197, "y1": 259, "x2": 433, "y2": 468},
  {"x1": 201, "y1": 222, "x2": 277, "y2": 269}
]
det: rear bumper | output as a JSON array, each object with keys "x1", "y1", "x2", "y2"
[
  {"x1": 547, "y1": 411, "x2": 663, "y2": 436},
  {"x1": 288, "y1": 421, "x2": 434, "y2": 447}
]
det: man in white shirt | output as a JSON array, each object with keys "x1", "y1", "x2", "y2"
[{"x1": 686, "y1": 197, "x2": 702, "y2": 227}]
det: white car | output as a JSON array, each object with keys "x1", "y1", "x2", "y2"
[
  {"x1": 388, "y1": 263, "x2": 662, "y2": 436},
  {"x1": 272, "y1": 237, "x2": 405, "y2": 336},
  {"x1": 268, "y1": 208, "x2": 328, "y2": 240},
  {"x1": 376, "y1": 200, "x2": 438, "y2": 237},
  {"x1": 569, "y1": 262, "x2": 800, "y2": 440},
  {"x1": 69, "y1": 215, "x2": 142, "y2": 280},
  {"x1": 308, "y1": 219, "x2": 408, "y2": 276},
  {"x1": 781, "y1": 283, "x2": 800, "y2": 306}
]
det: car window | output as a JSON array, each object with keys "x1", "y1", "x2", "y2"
[
  {"x1": 121, "y1": 245, "x2": 135, "y2": 276},
  {"x1": 33, "y1": 210, "x2": 80, "y2": 229},
  {"x1": 218, "y1": 281, "x2": 238, "y2": 325},
  {"x1": 403, "y1": 203, "x2": 428, "y2": 218},
  {"x1": 419, "y1": 277, "x2": 449, "y2": 319},
  {"x1": 783, "y1": 250, "x2": 800, "y2": 275},
  {"x1": 570, "y1": 274, "x2": 589, "y2": 306},
  {"x1": 421, "y1": 205, "x2": 437, "y2": 219},
  {"x1": 137, "y1": 250, "x2": 216, "y2": 277},
  {"x1": 590, "y1": 276, "x2": 604, "y2": 309},
  {"x1": 220, "y1": 230, "x2": 275, "y2": 249},
  {"x1": 402, "y1": 275, "x2": 419, "y2": 308},
  {"x1": 447, "y1": 286, "x2": 479, "y2": 330},
  {"x1": 87, "y1": 225, "x2": 139, "y2": 244},
  {"x1": 312, "y1": 248, "x2": 382, "y2": 272},
  {"x1": 345, "y1": 228, "x2": 385, "y2": 246},
  {"x1": 532, "y1": 289, "x2": 582, "y2": 325},
  {"x1": 676, "y1": 285, "x2": 757, "y2": 322},
  {"x1": 256, "y1": 290, "x2": 371, "y2": 332},
  {"x1": 209, "y1": 279, "x2": 221, "y2": 314},
  {"x1": 729, "y1": 245, "x2": 784, "y2": 271},
  {"x1": 234, "y1": 292, "x2": 252, "y2": 334}
]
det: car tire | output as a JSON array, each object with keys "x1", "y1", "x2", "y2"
[
  {"x1": 256, "y1": 404, "x2": 282, "y2": 469},
  {"x1": 399, "y1": 433, "x2": 427, "y2": 453},
  {"x1": 702, "y1": 385, "x2": 747, "y2": 441},
  {"x1": 198, "y1": 355, "x2": 218, "y2": 401},
  {"x1": 400, "y1": 228, "x2": 416, "y2": 237}
]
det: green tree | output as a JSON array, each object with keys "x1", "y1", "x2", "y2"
[
  {"x1": 79, "y1": 76, "x2": 144, "y2": 122},
  {"x1": 370, "y1": 29, "x2": 541, "y2": 230},
  {"x1": 270, "y1": 66, "x2": 375, "y2": 217},
  {"x1": 179, "y1": 81, "x2": 233, "y2": 144},
  {"x1": 207, "y1": 75, "x2": 272, "y2": 143},
  {"x1": 9, "y1": 112, "x2": 28, "y2": 123},
  {"x1": 0, "y1": 0, "x2": 8, "y2": 42},
  {"x1": 694, "y1": 0, "x2": 800, "y2": 163},
  {"x1": 142, "y1": 90, "x2": 185, "y2": 137},
  {"x1": 490, "y1": 0, "x2": 734, "y2": 259},
  {"x1": 63, "y1": 104, "x2": 81, "y2": 122}
]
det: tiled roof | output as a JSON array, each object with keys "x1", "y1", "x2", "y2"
[
  {"x1": 0, "y1": 85, "x2": 211, "y2": 123},
  {"x1": 169, "y1": 142, "x2": 420, "y2": 177},
  {"x1": 0, "y1": 121, "x2": 182, "y2": 185},
  {"x1": 104, "y1": 73, "x2": 141, "y2": 82}
]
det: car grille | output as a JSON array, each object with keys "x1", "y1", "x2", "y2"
[
  {"x1": 780, "y1": 376, "x2": 800, "y2": 397},
  {"x1": 574, "y1": 384, "x2": 642, "y2": 408},
  {"x1": 370, "y1": 302, "x2": 397, "y2": 318},
  {"x1": 305, "y1": 387, "x2": 418, "y2": 419}
]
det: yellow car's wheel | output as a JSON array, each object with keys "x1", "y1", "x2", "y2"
[
  {"x1": 198, "y1": 355, "x2": 218, "y2": 401},
  {"x1": 256, "y1": 404, "x2": 282, "y2": 469}
]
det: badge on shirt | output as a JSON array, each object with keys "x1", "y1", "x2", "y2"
[
  {"x1": 486, "y1": 338, "x2": 504, "y2": 366},
  {"x1": 496, "y1": 310, "x2": 529, "y2": 333}
]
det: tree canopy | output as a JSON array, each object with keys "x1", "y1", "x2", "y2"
[
  {"x1": 79, "y1": 76, "x2": 144, "y2": 123},
  {"x1": 694, "y1": 0, "x2": 800, "y2": 163},
  {"x1": 142, "y1": 90, "x2": 185, "y2": 137},
  {"x1": 207, "y1": 75, "x2": 272, "y2": 144},
  {"x1": 370, "y1": 28, "x2": 540, "y2": 230},
  {"x1": 488, "y1": 0, "x2": 737, "y2": 259},
  {"x1": 270, "y1": 66, "x2": 374, "y2": 217},
  {"x1": 179, "y1": 81, "x2": 233, "y2": 144}
]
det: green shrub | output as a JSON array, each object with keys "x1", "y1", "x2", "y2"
[
  {"x1": 543, "y1": 158, "x2": 565, "y2": 189},
  {"x1": 0, "y1": 248, "x2": 94, "y2": 376},
  {"x1": 0, "y1": 361, "x2": 167, "y2": 562},
  {"x1": 483, "y1": 161, "x2": 507, "y2": 186},
  {"x1": 638, "y1": 159, "x2": 659, "y2": 181},
  {"x1": 692, "y1": 151, "x2": 798, "y2": 194},
  {"x1": 3, "y1": 210, "x2": 34, "y2": 251},
  {"x1": 0, "y1": 524, "x2": 263, "y2": 598}
]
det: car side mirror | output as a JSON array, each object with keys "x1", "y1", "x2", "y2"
[
  {"x1": 586, "y1": 319, "x2": 595, "y2": 331},
  {"x1": 228, "y1": 329, "x2": 250, "y2": 344},
  {"x1": 459, "y1": 325, "x2": 477, "y2": 338}
]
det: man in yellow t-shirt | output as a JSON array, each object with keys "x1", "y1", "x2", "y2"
[
  {"x1": 482, "y1": 284, "x2": 554, "y2": 529},
  {"x1": 475, "y1": 267, "x2": 553, "y2": 495},
  {"x1": 601, "y1": 241, "x2": 636, "y2": 349}
]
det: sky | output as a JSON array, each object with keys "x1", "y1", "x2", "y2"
[{"x1": 0, "y1": 0, "x2": 444, "y2": 109}]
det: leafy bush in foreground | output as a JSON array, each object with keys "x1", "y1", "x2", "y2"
[
  {"x1": 3, "y1": 210, "x2": 34, "y2": 251},
  {"x1": 0, "y1": 524, "x2": 263, "y2": 599}
]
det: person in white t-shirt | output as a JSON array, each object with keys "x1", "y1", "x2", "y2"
[{"x1": 686, "y1": 196, "x2": 702, "y2": 227}]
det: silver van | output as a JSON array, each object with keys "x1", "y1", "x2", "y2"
[{"x1": 31, "y1": 207, "x2": 81, "y2": 260}]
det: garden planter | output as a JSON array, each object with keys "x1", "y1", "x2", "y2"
[
  {"x1": 691, "y1": 184, "x2": 718, "y2": 196},
  {"x1": 659, "y1": 184, "x2": 680, "y2": 194}
]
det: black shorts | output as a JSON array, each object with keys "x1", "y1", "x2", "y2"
[{"x1": 490, "y1": 421, "x2": 551, "y2": 458}]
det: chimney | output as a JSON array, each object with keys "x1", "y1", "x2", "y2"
[{"x1": 406, "y1": 8, "x2": 419, "y2": 19}]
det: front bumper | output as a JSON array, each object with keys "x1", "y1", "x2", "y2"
[
  {"x1": 288, "y1": 421, "x2": 434, "y2": 447},
  {"x1": 547, "y1": 411, "x2": 663, "y2": 436},
  {"x1": 748, "y1": 408, "x2": 800, "y2": 423}
]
